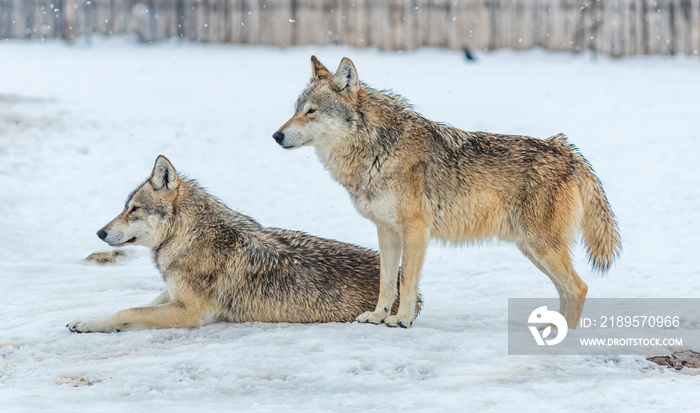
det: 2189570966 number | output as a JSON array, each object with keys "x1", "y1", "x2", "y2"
[{"x1": 599, "y1": 315, "x2": 680, "y2": 328}]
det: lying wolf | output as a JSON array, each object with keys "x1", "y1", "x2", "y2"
[
  {"x1": 68, "y1": 155, "x2": 416, "y2": 333},
  {"x1": 274, "y1": 56, "x2": 621, "y2": 328}
]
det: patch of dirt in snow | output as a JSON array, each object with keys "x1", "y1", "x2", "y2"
[
  {"x1": 55, "y1": 376, "x2": 103, "y2": 387},
  {"x1": 648, "y1": 350, "x2": 700, "y2": 374}
]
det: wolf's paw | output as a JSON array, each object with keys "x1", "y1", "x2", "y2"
[
  {"x1": 356, "y1": 310, "x2": 387, "y2": 325},
  {"x1": 66, "y1": 318, "x2": 117, "y2": 334},
  {"x1": 384, "y1": 314, "x2": 415, "y2": 328},
  {"x1": 84, "y1": 249, "x2": 129, "y2": 265}
]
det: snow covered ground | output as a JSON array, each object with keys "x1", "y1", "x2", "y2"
[{"x1": 1, "y1": 38, "x2": 699, "y2": 411}]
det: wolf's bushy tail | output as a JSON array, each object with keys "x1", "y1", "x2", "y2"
[
  {"x1": 548, "y1": 134, "x2": 621, "y2": 273},
  {"x1": 574, "y1": 151, "x2": 621, "y2": 274}
]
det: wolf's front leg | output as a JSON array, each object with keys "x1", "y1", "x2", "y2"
[
  {"x1": 67, "y1": 301, "x2": 206, "y2": 333},
  {"x1": 357, "y1": 225, "x2": 401, "y2": 325},
  {"x1": 383, "y1": 225, "x2": 427, "y2": 328}
]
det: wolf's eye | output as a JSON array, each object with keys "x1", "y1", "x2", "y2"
[
  {"x1": 306, "y1": 108, "x2": 316, "y2": 115},
  {"x1": 131, "y1": 206, "x2": 140, "y2": 213}
]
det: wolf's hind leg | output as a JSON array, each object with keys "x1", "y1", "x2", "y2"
[
  {"x1": 518, "y1": 241, "x2": 587, "y2": 329},
  {"x1": 147, "y1": 289, "x2": 172, "y2": 305}
]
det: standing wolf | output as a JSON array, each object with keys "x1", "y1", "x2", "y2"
[
  {"x1": 68, "y1": 155, "x2": 416, "y2": 333},
  {"x1": 273, "y1": 56, "x2": 621, "y2": 329}
]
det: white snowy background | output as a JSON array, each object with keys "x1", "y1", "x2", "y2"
[{"x1": 0, "y1": 39, "x2": 699, "y2": 412}]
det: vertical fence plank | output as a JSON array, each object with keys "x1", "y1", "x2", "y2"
[
  {"x1": 183, "y1": 0, "x2": 196, "y2": 41},
  {"x1": 532, "y1": 0, "x2": 544, "y2": 47},
  {"x1": 0, "y1": 0, "x2": 11, "y2": 39},
  {"x1": 299, "y1": 0, "x2": 319, "y2": 45},
  {"x1": 389, "y1": 0, "x2": 403, "y2": 50},
  {"x1": 554, "y1": 0, "x2": 567, "y2": 50},
  {"x1": 672, "y1": 0, "x2": 686, "y2": 54},
  {"x1": 548, "y1": 0, "x2": 561, "y2": 50},
  {"x1": 659, "y1": 0, "x2": 671, "y2": 54},
  {"x1": 249, "y1": 0, "x2": 261, "y2": 44},
  {"x1": 630, "y1": 0, "x2": 642, "y2": 54},
  {"x1": 270, "y1": 0, "x2": 282, "y2": 46},
  {"x1": 520, "y1": 0, "x2": 535, "y2": 49},
  {"x1": 398, "y1": 0, "x2": 413, "y2": 49},
  {"x1": 31, "y1": 0, "x2": 47, "y2": 39},
  {"x1": 331, "y1": 0, "x2": 345, "y2": 46},
  {"x1": 29, "y1": 0, "x2": 41, "y2": 39},
  {"x1": 210, "y1": 0, "x2": 224, "y2": 42},
  {"x1": 259, "y1": 0, "x2": 270, "y2": 44},
  {"x1": 609, "y1": 0, "x2": 621, "y2": 57},
  {"x1": 296, "y1": 0, "x2": 308, "y2": 45},
  {"x1": 358, "y1": 0, "x2": 371, "y2": 48},
  {"x1": 594, "y1": 1, "x2": 611, "y2": 54},
  {"x1": 476, "y1": 0, "x2": 490, "y2": 50},
  {"x1": 22, "y1": 0, "x2": 36, "y2": 38},
  {"x1": 563, "y1": 0, "x2": 577, "y2": 52},
  {"x1": 366, "y1": 0, "x2": 381, "y2": 48},
  {"x1": 649, "y1": 0, "x2": 664, "y2": 54},
  {"x1": 571, "y1": 0, "x2": 582, "y2": 52},
  {"x1": 500, "y1": 0, "x2": 514, "y2": 49},
  {"x1": 155, "y1": 0, "x2": 175, "y2": 40},
  {"x1": 110, "y1": 0, "x2": 128, "y2": 36},
  {"x1": 669, "y1": 0, "x2": 678, "y2": 54},
  {"x1": 461, "y1": 0, "x2": 477, "y2": 50},
  {"x1": 313, "y1": 0, "x2": 326, "y2": 45},
  {"x1": 11, "y1": 0, "x2": 25, "y2": 38},
  {"x1": 538, "y1": 0, "x2": 550, "y2": 50},
  {"x1": 324, "y1": 0, "x2": 337, "y2": 44},
  {"x1": 621, "y1": 0, "x2": 631, "y2": 56},
  {"x1": 62, "y1": 0, "x2": 74, "y2": 41},
  {"x1": 431, "y1": 0, "x2": 449, "y2": 48},
  {"x1": 95, "y1": 0, "x2": 108, "y2": 35},
  {"x1": 455, "y1": 0, "x2": 468, "y2": 49},
  {"x1": 414, "y1": 0, "x2": 427, "y2": 47},
  {"x1": 680, "y1": 0, "x2": 693, "y2": 54},
  {"x1": 692, "y1": 0, "x2": 700, "y2": 54},
  {"x1": 228, "y1": 0, "x2": 241, "y2": 43},
  {"x1": 388, "y1": 0, "x2": 401, "y2": 50},
  {"x1": 84, "y1": 0, "x2": 95, "y2": 44},
  {"x1": 446, "y1": 0, "x2": 459, "y2": 49},
  {"x1": 530, "y1": 0, "x2": 543, "y2": 49},
  {"x1": 195, "y1": 0, "x2": 207, "y2": 42}
]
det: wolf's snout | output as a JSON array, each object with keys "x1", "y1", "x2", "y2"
[
  {"x1": 273, "y1": 131, "x2": 285, "y2": 145},
  {"x1": 97, "y1": 229, "x2": 108, "y2": 241}
]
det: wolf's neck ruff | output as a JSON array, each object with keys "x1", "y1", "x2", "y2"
[{"x1": 314, "y1": 88, "x2": 412, "y2": 196}]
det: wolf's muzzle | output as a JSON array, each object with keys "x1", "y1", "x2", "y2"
[{"x1": 97, "y1": 229, "x2": 108, "y2": 241}]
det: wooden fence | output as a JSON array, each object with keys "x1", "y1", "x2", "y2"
[{"x1": 1, "y1": 0, "x2": 699, "y2": 57}]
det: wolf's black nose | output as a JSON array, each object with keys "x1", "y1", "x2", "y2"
[
  {"x1": 273, "y1": 131, "x2": 285, "y2": 144},
  {"x1": 97, "y1": 229, "x2": 107, "y2": 241}
]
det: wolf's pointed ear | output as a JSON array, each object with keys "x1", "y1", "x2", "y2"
[
  {"x1": 150, "y1": 155, "x2": 180, "y2": 191},
  {"x1": 332, "y1": 57, "x2": 359, "y2": 98},
  {"x1": 311, "y1": 55, "x2": 331, "y2": 80}
]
